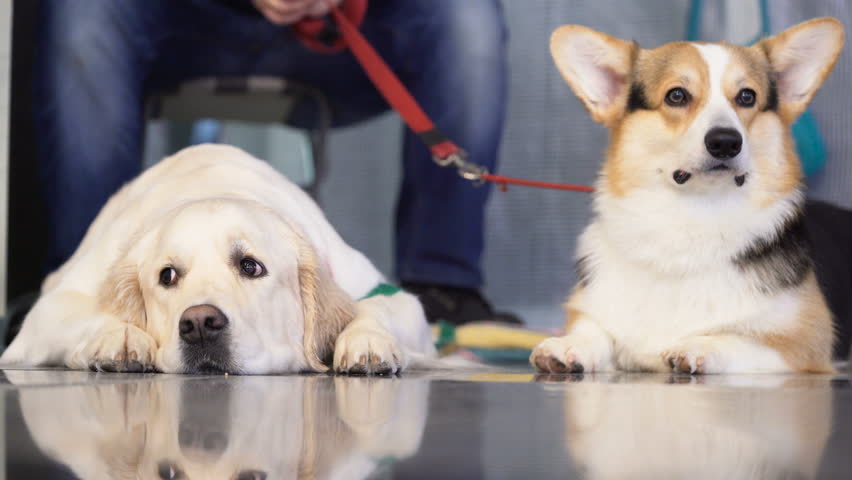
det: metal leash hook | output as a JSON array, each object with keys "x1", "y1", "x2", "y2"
[{"x1": 432, "y1": 151, "x2": 489, "y2": 186}]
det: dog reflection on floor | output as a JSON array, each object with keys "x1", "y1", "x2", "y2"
[
  {"x1": 541, "y1": 374, "x2": 833, "y2": 479},
  {"x1": 7, "y1": 372, "x2": 429, "y2": 479}
]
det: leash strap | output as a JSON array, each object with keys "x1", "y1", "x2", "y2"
[
  {"x1": 327, "y1": 5, "x2": 462, "y2": 161},
  {"x1": 321, "y1": 2, "x2": 593, "y2": 193}
]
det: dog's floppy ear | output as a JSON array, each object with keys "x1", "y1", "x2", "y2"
[
  {"x1": 550, "y1": 25, "x2": 638, "y2": 126},
  {"x1": 297, "y1": 239, "x2": 356, "y2": 372},
  {"x1": 97, "y1": 262, "x2": 146, "y2": 330},
  {"x1": 96, "y1": 230, "x2": 155, "y2": 330},
  {"x1": 758, "y1": 17, "x2": 844, "y2": 123}
]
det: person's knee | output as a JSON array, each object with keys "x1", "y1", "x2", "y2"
[
  {"x1": 412, "y1": 0, "x2": 508, "y2": 61},
  {"x1": 39, "y1": 0, "x2": 147, "y2": 70}
]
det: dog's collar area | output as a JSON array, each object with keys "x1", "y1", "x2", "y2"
[{"x1": 361, "y1": 283, "x2": 402, "y2": 300}]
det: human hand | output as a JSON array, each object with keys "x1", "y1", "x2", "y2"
[{"x1": 252, "y1": 0, "x2": 343, "y2": 25}]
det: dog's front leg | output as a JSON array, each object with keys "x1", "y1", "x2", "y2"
[
  {"x1": 530, "y1": 316, "x2": 615, "y2": 374},
  {"x1": 66, "y1": 317, "x2": 158, "y2": 373},
  {"x1": 658, "y1": 334, "x2": 825, "y2": 374},
  {"x1": 334, "y1": 291, "x2": 435, "y2": 375},
  {"x1": 2, "y1": 291, "x2": 155, "y2": 372}
]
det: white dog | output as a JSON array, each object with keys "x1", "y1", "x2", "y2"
[{"x1": 1, "y1": 144, "x2": 436, "y2": 374}]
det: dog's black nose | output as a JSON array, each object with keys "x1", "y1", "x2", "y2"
[
  {"x1": 179, "y1": 305, "x2": 228, "y2": 344},
  {"x1": 704, "y1": 127, "x2": 742, "y2": 159}
]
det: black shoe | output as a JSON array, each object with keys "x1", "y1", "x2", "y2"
[{"x1": 400, "y1": 282, "x2": 523, "y2": 326}]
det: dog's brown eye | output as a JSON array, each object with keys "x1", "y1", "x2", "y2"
[
  {"x1": 665, "y1": 87, "x2": 689, "y2": 106},
  {"x1": 240, "y1": 258, "x2": 265, "y2": 278},
  {"x1": 159, "y1": 267, "x2": 177, "y2": 287},
  {"x1": 736, "y1": 88, "x2": 756, "y2": 107}
]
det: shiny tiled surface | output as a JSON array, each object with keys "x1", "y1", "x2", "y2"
[{"x1": 1, "y1": 367, "x2": 851, "y2": 479}]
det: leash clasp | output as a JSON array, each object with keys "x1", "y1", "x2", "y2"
[{"x1": 432, "y1": 151, "x2": 488, "y2": 186}]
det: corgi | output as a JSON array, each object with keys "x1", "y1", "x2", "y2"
[{"x1": 531, "y1": 18, "x2": 845, "y2": 374}]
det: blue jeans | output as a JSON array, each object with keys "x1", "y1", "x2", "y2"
[{"x1": 34, "y1": 0, "x2": 508, "y2": 288}]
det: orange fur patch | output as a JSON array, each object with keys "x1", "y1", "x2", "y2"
[{"x1": 756, "y1": 273, "x2": 834, "y2": 373}]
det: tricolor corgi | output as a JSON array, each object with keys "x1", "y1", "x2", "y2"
[{"x1": 531, "y1": 18, "x2": 845, "y2": 374}]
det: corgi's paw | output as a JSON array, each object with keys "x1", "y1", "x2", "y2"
[
  {"x1": 661, "y1": 337, "x2": 727, "y2": 374},
  {"x1": 530, "y1": 336, "x2": 590, "y2": 373},
  {"x1": 334, "y1": 323, "x2": 404, "y2": 375},
  {"x1": 662, "y1": 350, "x2": 708, "y2": 374},
  {"x1": 73, "y1": 324, "x2": 158, "y2": 373}
]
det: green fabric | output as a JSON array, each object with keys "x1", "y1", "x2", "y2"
[
  {"x1": 434, "y1": 321, "x2": 456, "y2": 350},
  {"x1": 361, "y1": 283, "x2": 402, "y2": 300}
]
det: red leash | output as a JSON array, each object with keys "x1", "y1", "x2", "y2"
[
  {"x1": 295, "y1": 1, "x2": 594, "y2": 193},
  {"x1": 479, "y1": 174, "x2": 595, "y2": 193}
]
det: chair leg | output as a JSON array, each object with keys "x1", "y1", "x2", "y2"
[
  {"x1": 305, "y1": 127, "x2": 328, "y2": 200},
  {"x1": 301, "y1": 85, "x2": 332, "y2": 201}
]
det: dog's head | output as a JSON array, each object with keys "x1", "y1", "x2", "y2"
[
  {"x1": 97, "y1": 198, "x2": 354, "y2": 374},
  {"x1": 550, "y1": 18, "x2": 844, "y2": 199}
]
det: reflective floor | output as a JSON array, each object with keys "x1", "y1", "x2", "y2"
[{"x1": 1, "y1": 367, "x2": 851, "y2": 479}]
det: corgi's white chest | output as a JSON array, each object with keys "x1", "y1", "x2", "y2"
[{"x1": 574, "y1": 222, "x2": 800, "y2": 355}]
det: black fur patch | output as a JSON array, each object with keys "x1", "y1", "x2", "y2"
[
  {"x1": 763, "y1": 76, "x2": 779, "y2": 112},
  {"x1": 626, "y1": 82, "x2": 651, "y2": 111},
  {"x1": 575, "y1": 255, "x2": 594, "y2": 287},
  {"x1": 733, "y1": 208, "x2": 812, "y2": 293}
]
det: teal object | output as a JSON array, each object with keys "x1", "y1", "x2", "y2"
[
  {"x1": 686, "y1": 0, "x2": 827, "y2": 177},
  {"x1": 466, "y1": 348, "x2": 533, "y2": 364},
  {"x1": 792, "y1": 112, "x2": 827, "y2": 177},
  {"x1": 361, "y1": 283, "x2": 403, "y2": 300}
]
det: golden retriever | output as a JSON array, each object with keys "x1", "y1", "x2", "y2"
[{"x1": 1, "y1": 144, "x2": 436, "y2": 374}]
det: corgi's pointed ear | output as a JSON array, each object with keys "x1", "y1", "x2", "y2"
[
  {"x1": 758, "y1": 17, "x2": 844, "y2": 123},
  {"x1": 550, "y1": 25, "x2": 638, "y2": 126}
]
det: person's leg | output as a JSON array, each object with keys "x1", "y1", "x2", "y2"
[
  {"x1": 35, "y1": 0, "x2": 173, "y2": 272},
  {"x1": 252, "y1": 0, "x2": 513, "y2": 322},
  {"x1": 244, "y1": 1, "x2": 508, "y2": 290},
  {"x1": 352, "y1": 0, "x2": 516, "y2": 324},
  {"x1": 388, "y1": 0, "x2": 509, "y2": 290},
  {"x1": 34, "y1": 0, "x2": 320, "y2": 273},
  {"x1": 266, "y1": 0, "x2": 513, "y2": 323}
]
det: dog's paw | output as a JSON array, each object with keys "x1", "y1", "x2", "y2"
[
  {"x1": 662, "y1": 350, "x2": 708, "y2": 374},
  {"x1": 75, "y1": 324, "x2": 158, "y2": 373},
  {"x1": 530, "y1": 336, "x2": 587, "y2": 373},
  {"x1": 334, "y1": 324, "x2": 404, "y2": 375},
  {"x1": 661, "y1": 336, "x2": 731, "y2": 374}
]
